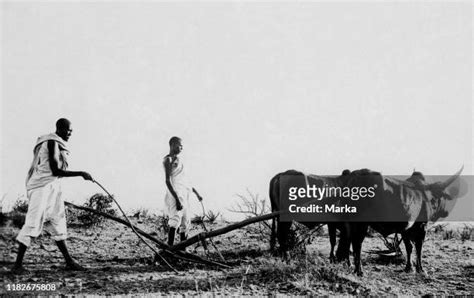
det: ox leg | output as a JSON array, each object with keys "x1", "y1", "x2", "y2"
[
  {"x1": 270, "y1": 218, "x2": 276, "y2": 252},
  {"x1": 402, "y1": 233, "x2": 413, "y2": 273},
  {"x1": 328, "y1": 224, "x2": 337, "y2": 263},
  {"x1": 277, "y1": 221, "x2": 291, "y2": 259},
  {"x1": 351, "y1": 223, "x2": 368, "y2": 276},
  {"x1": 414, "y1": 224, "x2": 426, "y2": 274},
  {"x1": 336, "y1": 224, "x2": 351, "y2": 267}
]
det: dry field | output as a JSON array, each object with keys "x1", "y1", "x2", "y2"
[{"x1": 1, "y1": 215, "x2": 473, "y2": 296}]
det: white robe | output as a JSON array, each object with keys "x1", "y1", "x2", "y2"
[
  {"x1": 17, "y1": 180, "x2": 67, "y2": 246},
  {"x1": 17, "y1": 133, "x2": 69, "y2": 246},
  {"x1": 26, "y1": 133, "x2": 69, "y2": 191},
  {"x1": 164, "y1": 155, "x2": 191, "y2": 232}
]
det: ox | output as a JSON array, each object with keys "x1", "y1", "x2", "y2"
[
  {"x1": 343, "y1": 167, "x2": 464, "y2": 276},
  {"x1": 269, "y1": 169, "x2": 351, "y2": 262}
]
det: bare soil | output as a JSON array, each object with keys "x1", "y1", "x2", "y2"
[{"x1": 1, "y1": 219, "x2": 473, "y2": 296}]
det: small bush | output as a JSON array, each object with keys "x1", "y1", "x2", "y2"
[
  {"x1": 289, "y1": 222, "x2": 324, "y2": 251},
  {"x1": 12, "y1": 198, "x2": 29, "y2": 213},
  {"x1": 229, "y1": 189, "x2": 272, "y2": 240},
  {"x1": 130, "y1": 207, "x2": 152, "y2": 220},
  {"x1": 206, "y1": 210, "x2": 220, "y2": 224},
  {"x1": 192, "y1": 210, "x2": 220, "y2": 225},
  {"x1": 156, "y1": 213, "x2": 170, "y2": 236},
  {"x1": 0, "y1": 212, "x2": 7, "y2": 227},
  {"x1": 67, "y1": 193, "x2": 116, "y2": 227},
  {"x1": 442, "y1": 229, "x2": 456, "y2": 240},
  {"x1": 191, "y1": 215, "x2": 204, "y2": 225},
  {"x1": 287, "y1": 226, "x2": 304, "y2": 254},
  {"x1": 11, "y1": 212, "x2": 25, "y2": 229},
  {"x1": 430, "y1": 223, "x2": 447, "y2": 235},
  {"x1": 8, "y1": 197, "x2": 29, "y2": 229},
  {"x1": 460, "y1": 225, "x2": 473, "y2": 241}
]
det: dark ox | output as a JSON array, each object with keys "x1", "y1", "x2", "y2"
[
  {"x1": 269, "y1": 169, "x2": 351, "y2": 262},
  {"x1": 343, "y1": 167, "x2": 464, "y2": 276}
]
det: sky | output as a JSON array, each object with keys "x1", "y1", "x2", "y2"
[{"x1": 1, "y1": 2, "x2": 472, "y2": 220}]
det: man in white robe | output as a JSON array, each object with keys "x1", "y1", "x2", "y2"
[
  {"x1": 163, "y1": 136, "x2": 203, "y2": 246},
  {"x1": 11, "y1": 118, "x2": 93, "y2": 274}
]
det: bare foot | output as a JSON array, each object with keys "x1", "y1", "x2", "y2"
[
  {"x1": 10, "y1": 265, "x2": 27, "y2": 275},
  {"x1": 65, "y1": 261, "x2": 86, "y2": 271}
]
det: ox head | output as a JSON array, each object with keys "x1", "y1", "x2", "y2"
[
  {"x1": 419, "y1": 166, "x2": 465, "y2": 221},
  {"x1": 381, "y1": 167, "x2": 465, "y2": 222},
  {"x1": 424, "y1": 166, "x2": 464, "y2": 199}
]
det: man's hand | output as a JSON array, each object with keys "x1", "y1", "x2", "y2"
[
  {"x1": 81, "y1": 172, "x2": 93, "y2": 181},
  {"x1": 176, "y1": 199, "x2": 183, "y2": 211},
  {"x1": 192, "y1": 188, "x2": 203, "y2": 202}
]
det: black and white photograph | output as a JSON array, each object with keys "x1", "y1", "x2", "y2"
[{"x1": 1, "y1": 1, "x2": 473, "y2": 296}]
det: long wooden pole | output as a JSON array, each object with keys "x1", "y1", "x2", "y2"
[{"x1": 169, "y1": 210, "x2": 283, "y2": 251}]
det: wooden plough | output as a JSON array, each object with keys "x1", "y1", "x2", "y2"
[{"x1": 65, "y1": 201, "x2": 282, "y2": 269}]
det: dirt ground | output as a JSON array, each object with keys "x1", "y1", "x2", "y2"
[{"x1": 1, "y1": 219, "x2": 473, "y2": 296}]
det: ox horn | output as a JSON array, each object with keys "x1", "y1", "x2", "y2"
[{"x1": 434, "y1": 166, "x2": 464, "y2": 190}]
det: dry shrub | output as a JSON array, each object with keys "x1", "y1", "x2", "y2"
[
  {"x1": 429, "y1": 223, "x2": 472, "y2": 241},
  {"x1": 192, "y1": 210, "x2": 220, "y2": 225},
  {"x1": 285, "y1": 226, "x2": 301, "y2": 253},
  {"x1": 67, "y1": 193, "x2": 116, "y2": 227},
  {"x1": 291, "y1": 222, "x2": 326, "y2": 250},
  {"x1": 11, "y1": 212, "x2": 25, "y2": 229},
  {"x1": 12, "y1": 198, "x2": 29, "y2": 213},
  {"x1": 191, "y1": 214, "x2": 204, "y2": 225},
  {"x1": 229, "y1": 189, "x2": 271, "y2": 240},
  {"x1": 0, "y1": 212, "x2": 6, "y2": 227},
  {"x1": 442, "y1": 229, "x2": 456, "y2": 240},
  {"x1": 229, "y1": 189, "x2": 323, "y2": 252},
  {"x1": 156, "y1": 213, "x2": 170, "y2": 236},
  {"x1": 430, "y1": 223, "x2": 447, "y2": 235},
  {"x1": 206, "y1": 210, "x2": 220, "y2": 224},
  {"x1": 8, "y1": 197, "x2": 29, "y2": 228},
  {"x1": 460, "y1": 225, "x2": 473, "y2": 241},
  {"x1": 130, "y1": 207, "x2": 151, "y2": 220}
]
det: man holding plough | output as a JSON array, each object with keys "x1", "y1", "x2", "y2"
[{"x1": 11, "y1": 118, "x2": 93, "y2": 274}]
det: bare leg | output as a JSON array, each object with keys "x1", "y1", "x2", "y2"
[
  {"x1": 178, "y1": 232, "x2": 188, "y2": 251},
  {"x1": 56, "y1": 240, "x2": 74, "y2": 264},
  {"x1": 10, "y1": 242, "x2": 27, "y2": 274},
  {"x1": 167, "y1": 227, "x2": 176, "y2": 246},
  {"x1": 56, "y1": 240, "x2": 85, "y2": 270}
]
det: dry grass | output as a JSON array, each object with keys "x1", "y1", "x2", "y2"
[
  {"x1": 229, "y1": 189, "x2": 272, "y2": 241},
  {"x1": 428, "y1": 223, "x2": 474, "y2": 241}
]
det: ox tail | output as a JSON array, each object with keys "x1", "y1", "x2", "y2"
[
  {"x1": 269, "y1": 173, "x2": 280, "y2": 251},
  {"x1": 271, "y1": 215, "x2": 276, "y2": 251}
]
